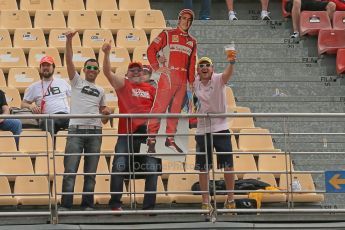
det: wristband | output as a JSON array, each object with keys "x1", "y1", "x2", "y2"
[{"x1": 229, "y1": 60, "x2": 236, "y2": 65}]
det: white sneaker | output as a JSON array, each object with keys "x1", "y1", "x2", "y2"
[
  {"x1": 290, "y1": 32, "x2": 299, "y2": 38},
  {"x1": 261, "y1": 11, "x2": 271, "y2": 20},
  {"x1": 228, "y1": 11, "x2": 238, "y2": 21}
]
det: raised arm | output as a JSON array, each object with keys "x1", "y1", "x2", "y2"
[
  {"x1": 101, "y1": 41, "x2": 125, "y2": 90},
  {"x1": 65, "y1": 31, "x2": 78, "y2": 80}
]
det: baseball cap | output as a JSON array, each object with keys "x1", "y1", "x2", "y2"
[
  {"x1": 178, "y1": 9, "x2": 194, "y2": 20},
  {"x1": 143, "y1": 65, "x2": 152, "y2": 74},
  {"x1": 197, "y1": 57, "x2": 213, "y2": 65},
  {"x1": 128, "y1": 61, "x2": 143, "y2": 69},
  {"x1": 40, "y1": 56, "x2": 55, "y2": 65}
]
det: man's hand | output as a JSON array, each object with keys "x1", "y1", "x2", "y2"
[
  {"x1": 101, "y1": 107, "x2": 112, "y2": 115},
  {"x1": 102, "y1": 40, "x2": 112, "y2": 54},
  {"x1": 0, "y1": 119, "x2": 4, "y2": 123},
  {"x1": 30, "y1": 104, "x2": 41, "y2": 114},
  {"x1": 65, "y1": 31, "x2": 77, "y2": 42}
]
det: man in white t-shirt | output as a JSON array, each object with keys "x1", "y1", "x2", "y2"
[
  {"x1": 193, "y1": 54, "x2": 236, "y2": 213},
  {"x1": 22, "y1": 56, "x2": 71, "y2": 135},
  {"x1": 59, "y1": 31, "x2": 111, "y2": 211}
]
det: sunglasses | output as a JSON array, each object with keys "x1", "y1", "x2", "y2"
[
  {"x1": 85, "y1": 65, "x2": 99, "y2": 71},
  {"x1": 198, "y1": 63, "x2": 211, "y2": 68},
  {"x1": 129, "y1": 68, "x2": 143, "y2": 73}
]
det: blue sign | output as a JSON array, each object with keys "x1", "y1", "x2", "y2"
[{"x1": 325, "y1": 171, "x2": 345, "y2": 193}]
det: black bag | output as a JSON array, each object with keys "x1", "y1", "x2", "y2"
[
  {"x1": 191, "y1": 180, "x2": 227, "y2": 196},
  {"x1": 235, "y1": 198, "x2": 257, "y2": 214},
  {"x1": 235, "y1": 179, "x2": 270, "y2": 191},
  {"x1": 10, "y1": 107, "x2": 39, "y2": 128}
]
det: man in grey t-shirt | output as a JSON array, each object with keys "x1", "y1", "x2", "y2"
[{"x1": 60, "y1": 31, "x2": 111, "y2": 211}]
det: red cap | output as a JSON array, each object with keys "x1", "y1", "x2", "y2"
[
  {"x1": 178, "y1": 9, "x2": 194, "y2": 20},
  {"x1": 128, "y1": 61, "x2": 143, "y2": 69},
  {"x1": 40, "y1": 56, "x2": 55, "y2": 65},
  {"x1": 143, "y1": 65, "x2": 152, "y2": 74}
]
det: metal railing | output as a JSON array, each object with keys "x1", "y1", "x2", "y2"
[{"x1": 0, "y1": 113, "x2": 344, "y2": 223}]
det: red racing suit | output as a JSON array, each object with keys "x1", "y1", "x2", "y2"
[{"x1": 147, "y1": 27, "x2": 197, "y2": 136}]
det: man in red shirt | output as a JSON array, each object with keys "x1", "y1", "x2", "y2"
[
  {"x1": 102, "y1": 41, "x2": 160, "y2": 211},
  {"x1": 146, "y1": 9, "x2": 197, "y2": 153}
]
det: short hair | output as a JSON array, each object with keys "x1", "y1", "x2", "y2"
[{"x1": 83, "y1": 58, "x2": 99, "y2": 68}]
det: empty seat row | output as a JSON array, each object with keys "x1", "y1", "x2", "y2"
[
  {"x1": 300, "y1": 11, "x2": 345, "y2": 37},
  {"x1": 0, "y1": 9, "x2": 165, "y2": 34},
  {"x1": 0, "y1": 0, "x2": 150, "y2": 16}
]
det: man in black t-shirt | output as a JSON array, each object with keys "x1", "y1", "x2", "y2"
[{"x1": 0, "y1": 90, "x2": 22, "y2": 148}]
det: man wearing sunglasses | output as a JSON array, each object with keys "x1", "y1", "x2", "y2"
[
  {"x1": 59, "y1": 31, "x2": 111, "y2": 211},
  {"x1": 193, "y1": 55, "x2": 237, "y2": 212},
  {"x1": 102, "y1": 41, "x2": 160, "y2": 212},
  {"x1": 146, "y1": 9, "x2": 197, "y2": 154}
]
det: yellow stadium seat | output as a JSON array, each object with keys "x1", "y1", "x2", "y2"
[
  {"x1": 0, "y1": 87, "x2": 21, "y2": 108},
  {"x1": 0, "y1": 176, "x2": 17, "y2": 205},
  {"x1": 28, "y1": 47, "x2": 62, "y2": 68},
  {"x1": 258, "y1": 154, "x2": 294, "y2": 178},
  {"x1": 237, "y1": 128, "x2": 279, "y2": 153},
  {"x1": 53, "y1": 0, "x2": 84, "y2": 16},
  {"x1": 0, "y1": 131, "x2": 17, "y2": 153},
  {"x1": 67, "y1": 10, "x2": 100, "y2": 33},
  {"x1": 19, "y1": 130, "x2": 53, "y2": 155},
  {"x1": 228, "y1": 107, "x2": 255, "y2": 133},
  {"x1": 15, "y1": 176, "x2": 50, "y2": 205},
  {"x1": 49, "y1": 29, "x2": 81, "y2": 53},
  {"x1": 35, "y1": 154, "x2": 64, "y2": 181},
  {"x1": 53, "y1": 174, "x2": 84, "y2": 205},
  {"x1": 0, "y1": 29, "x2": 12, "y2": 48},
  {"x1": 116, "y1": 29, "x2": 148, "y2": 53},
  {"x1": 233, "y1": 153, "x2": 257, "y2": 179},
  {"x1": 0, "y1": 0, "x2": 18, "y2": 10},
  {"x1": 7, "y1": 67, "x2": 40, "y2": 93},
  {"x1": 95, "y1": 69, "x2": 113, "y2": 91},
  {"x1": 134, "y1": 10, "x2": 166, "y2": 33},
  {"x1": 13, "y1": 28, "x2": 46, "y2": 53},
  {"x1": 167, "y1": 174, "x2": 202, "y2": 203},
  {"x1": 100, "y1": 10, "x2": 133, "y2": 34},
  {"x1": 279, "y1": 173, "x2": 324, "y2": 203},
  {"x1": 82, "y1": 29, "x2": 114, "y2": 52},
  {"x1": 55, "y1": 130, "x2": 67, "y2": 153},
  {"x1": 0, "y1": 10, "x2": 32, "y2": 34},
  {"x1": 53, "y1": 67, "x2": 70, "y2": 84},
  {"x1": 119, "y1": 0, "x2": 150, "y2": 16},
  {"x1": 86, "y1": 0, "x2": 118, "y2": 16},
  {"x1": 0, "y1": 154, "x2": 34, "y2": 181},
  {"x1": 0, "y1": 48, "x2": 27, "y2": 73},
  {"x1": 101, "y1": 129, "x2": 117, "y2": 153},
  {"x1": 20, "y1": 0, "x2": 52, "y2": 16},
  {"x1": 132, "y1": 46, "x2": 149, "y2": 65},
  {"x1": 161, "y1": 159, "x2": 184, "y2": 180},
  {"x1": 150, "y1": 28, "x2": 165, "y2": 44},
  {"x1": 34, "y1": 10, "x2": 66, "y2": 34},
  {"x1": 98, "y1": 47, "x2": 130, "y2": 71},
  {"x1": 0, "y1": 70, "x2": 6, "y2": 87},
  {"x1": 104, "y1": 88, "x2": 118, "y2": 110},
  {"x1": 63, "y1": 47, "x2": 96, "y2": 71},
  {"x1": 243, "y1": 173, "x2": 286, "y2": 202}
]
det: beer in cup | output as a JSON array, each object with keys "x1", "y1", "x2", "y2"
[{"x1": 224, "y1": 41, "x2": 236, "y2": 61}]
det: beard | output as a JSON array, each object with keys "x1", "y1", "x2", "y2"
[{"x1": 40, "y1": 70, "x2": 53, "y2": 79}]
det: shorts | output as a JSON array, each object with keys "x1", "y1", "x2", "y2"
[
  {"x1": 194, "y1": 130, "x2": 233, "y2": 171},
  {"x1": 285, "y1": 0, "x2": 329, "y2": 12}
]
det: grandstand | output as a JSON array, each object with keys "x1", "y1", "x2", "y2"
[{"x1": 0, "y1": 0, "x2": 345, "y2": 229}]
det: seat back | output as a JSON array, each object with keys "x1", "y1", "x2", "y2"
[
  {"x1": 119, "y1": 0, "x2": 150, "y2": 16},
  {"x1": 53, "y1": 0, "x2": 84, "y2": 16},
  {"x1": 318, "y1": 29, "x2": 345, "y2": 55},
  {"x1": 0, "y1": 87, "x2": 21, "y2": 107},
  {"x1": 333, "y1": 11, "x2": 345, "y2": 30},
  {"x1": 0, "y1": 29, "x2": 12, "y2": 48},
  {"x1": 28, "y1": 47, "x2": 62, "y2": 68},
  {"x1": 300, "y1": 11, "x2": 331, "y2": 36},
  {"x1": 100, "y1": 10, "x2": 133, "y2": 34},
  {"x1": 0, "y1": 48, "x2": 27, "y2": 73},
  {"x1": 34, "y1": 10, "x2": 66, "y2": 34},
  {"x1": 83, "y1": 29, "x2": 114, "y2": 52},
  {"x1": 134, "y1": 10, "x2": 166, "y2": 33},
  {"x1": 1, "y1": 10, "x2": 32, "y2": 34},
  {"x1": 86, "y1": 0, "x2": 118, "y2": 16},
  {"x1": 20, "y1": 0, "x2": 52, "y2": 16},
  {"x1": 49, "y1": 29, "x2": 81, "y2": 53},
  {"x1": 67, "y1": 10, "x2": 100, "y2": 33},
  {"x1": 7, "y1": 67, "x2": 40, "y2": 93},
  {"x1": 13, "y1": 28, "x2": 47, "y2": 53},
  {"x1": 116, "y1": 29, "x2": 148, "y2": 53}
]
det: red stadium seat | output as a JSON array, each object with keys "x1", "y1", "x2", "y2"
[
  {"x1": 333, "y1": 11, "x2": 345, "y2": 30},
  {"x1": 318, "y1": 29, "x2": 345, "y2": 55},
  {"x1": 336, "y1": 48, "x2": 345, "y2": 74},
  {"x1": 282, "y1": 0, "x2": 291, "y2": 18},
  {"x1": 300, "y1": 11, "x2": 332, "y2": 36}
]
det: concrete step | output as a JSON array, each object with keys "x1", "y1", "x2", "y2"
[
  {"x1": 236, "y1": 96, "x2": 345, "y2": 102},
  {"x1": 229, "y1": 75, "x2": 338, "y2": 83},
  {"x1": 236, "y1": 101, "x2": 345, "y2": 113}
]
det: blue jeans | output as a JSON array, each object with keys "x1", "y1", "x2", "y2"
[
  {"x1": 61, "y1": 128, "x2": 102, "y2": 209},
  {"x1": 0, "y1": 119, "x2": 22, "y2": 148},
  {"x1": 109, "y1": 135, "x2": 160, "y2": 210},
  {"x1": 184, "y1": 0, "x2": 211, "y2": 19},
  {"x1": 39, "y1": 113, "x2": 69, "y2": 136}
]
